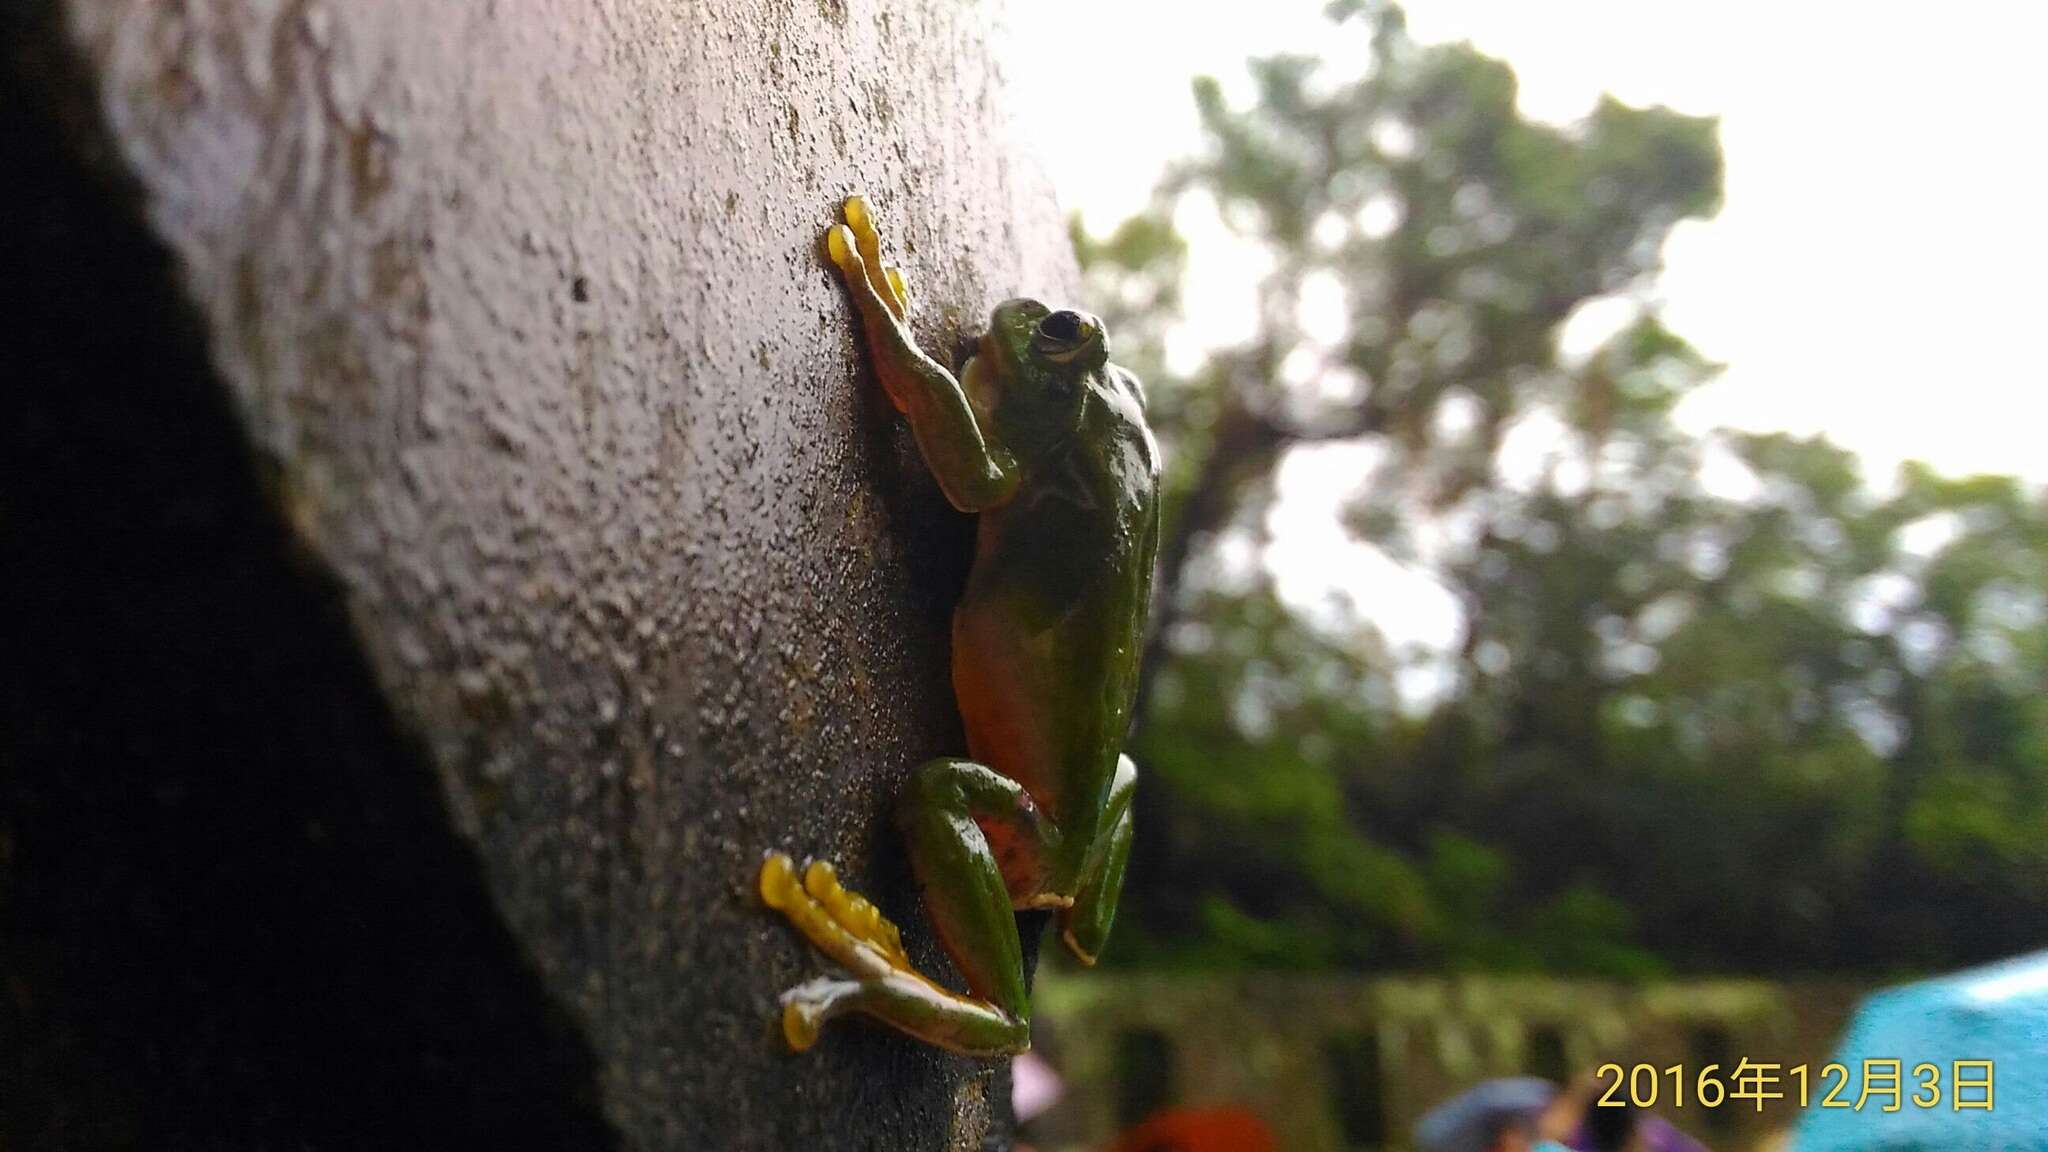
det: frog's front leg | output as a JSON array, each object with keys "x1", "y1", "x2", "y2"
[
  {"x1": 824, "y1": 196, "x2": 1019, "y2": 513},
  {"x1": 760, "y1": 758, "x2": 1053, "y2": 1057}
]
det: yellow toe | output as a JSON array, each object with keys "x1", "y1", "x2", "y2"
[
  {"x1": 844, "y1": 195, "x2": 872, "y2": 232},
  {"x1": 803, "y1": 859, "x2": 839, "y2": 901},
  {"x1": 782, "y1": 1000, "x2": 821, "y2": 1052},
  {"x1": 825, "y1": 224, "x2": 854, "y2": 265},
  {"x1": 759, "y1": 852, "x2": 798, "y2": 910}
]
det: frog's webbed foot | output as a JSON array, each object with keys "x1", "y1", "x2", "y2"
[
  {"x1": 758, "y1": 850, "x2": 1028, "y2": 1056},
  {"x1": 827, "y1": 196, "x2": 912, "y2": 320},
  {"x1": 759, "y1": 853, "x2": 911, "y2": 980}
]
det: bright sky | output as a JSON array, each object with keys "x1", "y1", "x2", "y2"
[{"x1": 1008, "y1": 1, "x2": 2048, "y2": 675}]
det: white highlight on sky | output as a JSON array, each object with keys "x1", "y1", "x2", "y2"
[{"x1": 1007, "y1": 0, "x2": 2048, "y2": 671}]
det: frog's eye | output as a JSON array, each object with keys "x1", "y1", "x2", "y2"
[
  {"x1": 1033, "y1": 310, "x2": 1102, "y2": 367},
  {"x1": 1036, "y1": 310, "x2": 1088, "y2": 345}
]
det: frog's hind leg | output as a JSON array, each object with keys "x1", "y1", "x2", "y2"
[
  {"x1": 760, "y1": 850, "x2": 1025, "y2": 1055},
  {"x1": 1059, "y1": 755, "x2": 1136, "y2": 966},
  {"x1": 759, "y1": 757, "x2": 1047, "y2": 1057}
]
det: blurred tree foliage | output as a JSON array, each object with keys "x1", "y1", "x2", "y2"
[{"x1": 1084, "y1": 0, "x2": 2048, "y2": 975}]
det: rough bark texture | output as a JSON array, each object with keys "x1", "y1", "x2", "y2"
[{"x1": 1, "y1": 1, "x2": 1074, "y2": 1148}]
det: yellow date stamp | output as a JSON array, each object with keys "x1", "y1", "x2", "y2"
[{"x1": 1595, "y1": 1060, "x2": 1995, "y2": 1112}]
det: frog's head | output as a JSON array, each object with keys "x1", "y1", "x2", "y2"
[{"x1": 964, "y1": 298, "x2": 1110, "y2": 456}]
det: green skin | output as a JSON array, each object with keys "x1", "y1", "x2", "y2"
[{"x1": 758, "y1": 196, "x2": 1159, "y2": 1057}]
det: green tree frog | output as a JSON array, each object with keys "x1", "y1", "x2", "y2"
[{"x1": 758, "y1": 196, "x2": 1160, "y2": 1057}]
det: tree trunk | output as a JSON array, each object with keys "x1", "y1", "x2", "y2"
[{"x1": 1, "y1": 1, "x2": 1073, "y2": 1148}]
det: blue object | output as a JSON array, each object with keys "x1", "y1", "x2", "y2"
[
  {"x1": 1415, "y1": 1077, "x2": 1558, "y2": 1152},
  {"x1": 1793, "y1": 950, "x2": 2048, "y2": 1152}
]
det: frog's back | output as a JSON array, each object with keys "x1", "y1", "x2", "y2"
[{"x1": 951, "y1": 367, "x2": 1158, "y2": 887}]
